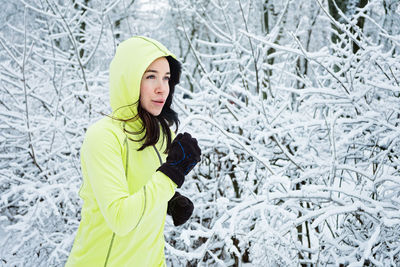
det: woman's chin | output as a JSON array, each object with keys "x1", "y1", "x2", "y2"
[{"x1": 150, "y1": 109, "x2": 162, "y2": 116}]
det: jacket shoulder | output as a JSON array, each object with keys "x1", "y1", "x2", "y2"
[{"x1": 84, "y1": 117, "x2": 126, "y2": 148}]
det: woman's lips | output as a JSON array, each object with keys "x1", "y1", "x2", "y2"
[{"x1": 152, "y1": 100, "x2": 165, "y2": 107}]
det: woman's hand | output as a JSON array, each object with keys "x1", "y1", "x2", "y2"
[
  {"x1": 157, "y1": 132, "x2": 201, "y2": 187},
  {"x1": 167, "y1": 192, "x2": 194, "y2": 226}
]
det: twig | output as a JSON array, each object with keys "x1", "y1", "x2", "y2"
[{"x1": 22, "y1": 7, "x2": 44, "y2": 175}]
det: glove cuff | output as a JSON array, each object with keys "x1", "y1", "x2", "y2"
[{"x1": 157, "y1": 164, "x2": 185, "y2": 188}]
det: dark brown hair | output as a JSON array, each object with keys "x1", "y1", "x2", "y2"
[{"x1": 110, "y1": 56, "x2": 181, "y2": 153}]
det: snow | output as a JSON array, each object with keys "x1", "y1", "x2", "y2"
[{"x1": 1, "y1": 0, "x2": 400, "y2": 266}]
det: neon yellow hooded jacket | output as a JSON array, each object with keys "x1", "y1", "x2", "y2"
[{"x1": 66, "y1": 36, "x2": 178, "y2": 267}]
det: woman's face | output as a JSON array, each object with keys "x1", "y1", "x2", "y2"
[{"x1": 140, "y1": 57, "x2": 170, "y2": 116}]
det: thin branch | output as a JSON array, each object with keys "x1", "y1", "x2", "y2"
[{"x1": 22, "y1": 7, "x2": 44, "y2": 175}]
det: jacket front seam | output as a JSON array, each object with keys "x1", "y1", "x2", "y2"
[
  {"x1": 124, "y1": 136, "x2": 129, "y2": 177},
  {"x1": 103, "y1": 233, "x2": 115, "y2": 267},
  {"x1": 153, "y1": 145, "x2": 163, "y2": 165},
  {"x1": 130, "y1": 187, "x2": 146, "y2": 231},
  {"x1": 128, "y1": 137, "x2": 146, "y2": 231},
  {"x1": 103, "y1": 136, "x2": 133, "y2": 267}
]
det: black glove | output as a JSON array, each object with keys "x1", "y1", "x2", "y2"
[
  {"x1": 167, "y1": 192, "x2": 194, "y2": 226},
  {"x1": 157, "y1": 132, "x2": 201, "y2": 188}
]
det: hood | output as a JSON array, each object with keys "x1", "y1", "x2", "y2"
[{"x1": 109, "y1": 36, "x2": 177, "y2": 121}]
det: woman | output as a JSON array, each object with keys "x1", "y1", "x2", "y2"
[{"x1": 66, "y1": 36, "x2": 201, "y2": 266}]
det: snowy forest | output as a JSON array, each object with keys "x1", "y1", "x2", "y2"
[{"x1": 1, "y1": 0, "x2": 400, "y2": 266}]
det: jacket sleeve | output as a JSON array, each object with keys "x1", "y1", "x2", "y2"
[{"x1": 80, "y1": 124, "x2": 177, "y2": 236}]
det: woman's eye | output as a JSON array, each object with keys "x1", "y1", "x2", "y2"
[
  {"x1": 146, "y1": 75, "x2": 155, "y2": 79},
  {"x1": 164, "y1": 76, "x2": 170, "y2": 81}
]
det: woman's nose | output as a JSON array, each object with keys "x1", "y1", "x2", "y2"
[{"x1": 155, "y1": 79, "x2": 168, "y2": 94}]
